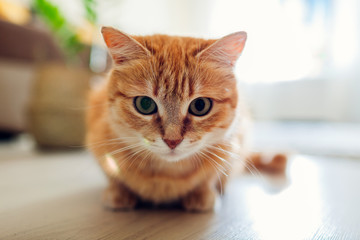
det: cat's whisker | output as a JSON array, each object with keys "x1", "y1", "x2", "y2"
[
  {"x1": 86, "y1": 138, "x2": 140, "y2": 149},
  {"x1": 85, "y1": 141, "x2": 137, "y2": 150},
  {"x1": 121, "y1": 148, "x2": 146, "y2": 172},
  {"x1": 198, "y1": 151, "x2": 228, "y2": 177},
  {"x1": 194, "y1": 153, "x2": 207, "y2": 180},
  {"x1": 202, "y1": 146, "x2": 233, "y2": 168},
  {"x1": 210, "y1": 144, "x2": 264, "y2": 179},
  {"x1": 136, "y1": 149, "x2": 152, "y2": 173},
  {"x1": 115, "y1": 151, "x2": 135, "y2": 170},
  {"x1": 242, "y1": 157, "x2": 267, "y2": 182},
  {"x1": 205, "y1": 144, "x2": 263, "y2": 176},
  {"x1": 84, "y1": 136, "x2": 140, "y2": 147},
  {"x1": 122, "y1": 146, "x2": 150, "y2": 173},
  {"x1": 207, "y1": 145, "x2": 241, "y2": 161},
  {"x1": 214, "y1": 146, "x2": 264, "y2": 179},
  {"x1": 104, "y1": 145, "x2": 141, "y2": 163},
  {"x1": 115, "y1": 147, "x2": 148, "y2": 174},
  {"x1": 199, "y1": 151, "x2": 225, "y2": 195},
  {"x1": 71, "y1": 137, "x2": 137, "y2": 149},
  {"x1": 203, "y1": 144, "x2": 266, "y2": 182},
  {"x1": 205, "y1": 150, "x2": 233, "y2": 170},
  {"x1": 108, "y1": 143, "x2": 144, "y2": 156},
  {"x1": 202, "y1": 155, "x2": 229, "y2": 175},
  {"x1": 206, "y1": 150, "x2": 231, "y2": 176}
]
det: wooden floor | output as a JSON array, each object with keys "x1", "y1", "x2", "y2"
[{"x1": 1, "y1": 139, "x2": 360, "y2": 239}]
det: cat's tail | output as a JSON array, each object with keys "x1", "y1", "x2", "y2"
[{"x1": 246, "y1": 152, "x2": 288, "y2": 174}]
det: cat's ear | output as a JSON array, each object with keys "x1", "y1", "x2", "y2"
[
  {"x1": 101, "y1": 27, "x2": 150, "y2": 64},
  {"x1": 197, "y1": 31, "x2": 247, "y2": 67}
]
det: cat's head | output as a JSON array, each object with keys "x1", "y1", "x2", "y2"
[{"x1": 102, "y1": 27, "x2": 246, "y2": 162}]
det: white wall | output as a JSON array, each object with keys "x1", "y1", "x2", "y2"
[
  {"x1": 243, "y1": 79, "x2": 355, "y2": 122},
  {"x1": 16, "y1": 0, "x2": 360, "y2": 122}
]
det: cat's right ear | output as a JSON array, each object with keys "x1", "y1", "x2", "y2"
[
  {"x1": 101, "y1": 27, "x2": 150, "y2": 64},
  {"x1": 197, "y1": 31, "x2": 247, "y2": 67}
]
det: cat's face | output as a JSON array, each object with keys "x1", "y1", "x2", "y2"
[{"x1": 103, "y1": 28, "x2": 246, "y2": 162}]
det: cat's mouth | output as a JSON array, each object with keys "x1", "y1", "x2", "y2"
[
  {"x1": 158, "y1": 148, "x2": 197, "y2": 162},
  {"x1": 168, "y1": 149, "x2": 184, "y2": 158},
  {"x1": 167, "y1": 150, "x2": 176, "y2": 155}
]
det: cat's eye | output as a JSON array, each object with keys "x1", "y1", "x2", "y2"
[
  {"x1": 189, "y1": 97, "x2": 212, "y2": 116},
  {"x1": 134, "y1": 96, "x2": 157, "y2": 115}
]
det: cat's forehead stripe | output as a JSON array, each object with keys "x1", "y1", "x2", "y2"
[
  {"x1": 154, "y1": 52, "x2": 191, "y2": 100},
  {"x1": 133, "y1": 35, "x2": 215, "y2": 100}
]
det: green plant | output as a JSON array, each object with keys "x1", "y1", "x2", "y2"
[
  {"x1": 83, "y1": 0, "x2": 97, "y2": 24},
  {"x1": 32, "y1": 0, "x2": 97, "y2": 62}
]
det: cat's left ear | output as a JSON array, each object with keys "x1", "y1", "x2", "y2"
[
  {"x1": 101, "y1": 27, "x2": 151, "y2": 64},
  {"x1": 197, "y1": 31, "x2": 247, "y2": 67}
]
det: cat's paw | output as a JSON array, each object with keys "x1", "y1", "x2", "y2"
[
  {"x1": 182, "y1": 187, "x2": 216, "y2": 212},
  {"x1": 103, "y1": 184, "x2": 137, "y2": 210}
]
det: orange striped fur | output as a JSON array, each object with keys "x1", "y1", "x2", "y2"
[{"x1": 86, "y1": 27, "x2": 249, "y2": 211}]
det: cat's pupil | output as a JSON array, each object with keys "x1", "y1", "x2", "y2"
[
  {"x1": 141, "y1": 97, "x2": 152, "y2": 110},
  {"x1": 195, "y1": 99, "x2": 205, "y2": 111}
]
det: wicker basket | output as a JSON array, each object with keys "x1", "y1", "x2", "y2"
[{"x1": 28, "y1": 63, "x2": 90, "y2": 148}]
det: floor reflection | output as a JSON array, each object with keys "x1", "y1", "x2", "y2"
[{"x1": 241, "y1": 156, "x2": 323, "y2": 240}]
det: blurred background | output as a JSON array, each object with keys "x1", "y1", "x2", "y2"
[
  {"x1": 0, "y1": 0, "x2": 359, "y2": 157},
  {"x1": 1, "y1": 2, "x2": 360, "y2": 238}
]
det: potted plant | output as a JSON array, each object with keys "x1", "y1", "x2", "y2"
[{"x1": 28, "y1": 0, "x2": 97, "y2": 148}]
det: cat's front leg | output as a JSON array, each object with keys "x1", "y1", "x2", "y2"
[
  {"x1": 103, "y1": 180, "x2": 137, "y2": 210},
  {"x1": 182, "y1": 183, "x2": 217, "y2": 212}
]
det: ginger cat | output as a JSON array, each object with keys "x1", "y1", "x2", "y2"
[{"x1": 87, "y1": 26, "x2": 257, "y2": 211}]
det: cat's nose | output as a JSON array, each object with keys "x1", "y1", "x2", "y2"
[{"x1": 163, "y1": 138, "x2": 183, "y2": 149}]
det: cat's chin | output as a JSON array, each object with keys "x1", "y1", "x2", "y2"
[{"x1": 156, "y1": 150, "x2": 195, "y2": 162}]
